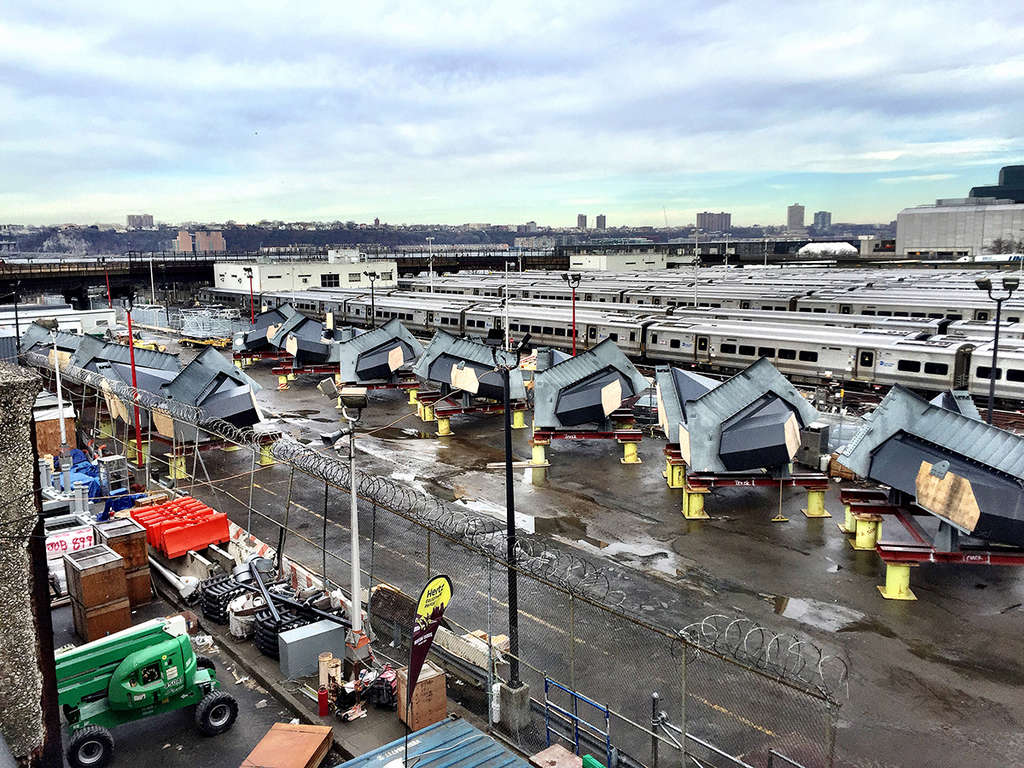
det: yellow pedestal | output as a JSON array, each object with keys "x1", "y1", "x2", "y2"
[
  {"x1": 287, "y1": 372, "x2": 297, "y2": 381},
  {"x1": 418, "y1": 403, "x2": 435, "y2": 423},
  {"x1": 258, "y1": 443, "x2": 275, "y2": 466},
  {"x1": 838, "y1": 504, "x2": 856, "y2": 534},
  {"x1": 682, "y1": 486, "x2": 710, "y2": 520},
  {"x1": 233, "y1": 358, "x2": 242, "y2": 369},
  {"x1": 277, "y1": 375, "x2": 290, "y2": 391},
  {"x1": 408, "y1": 388, "x2": 419, "y2": 405},
  {"x1": 512, "y1": 409, "x2": 528, "y2": 429},
  {"x1": 126, "y1": 439, "x2": 149, "y2": 467},
  {"x1": 530, "y1": 441, "x2": 548, "y2": 485},
  {"x1": 620, "y1": 441, "x2": 642, "y2": 465},
  {"x1": 801, "y1": 488, "x2": 832, "y2": 518},
  {"x1": 437, "y1": 417, "x2": 452, "y2": 437},
  {"x1": 666, "y1": 462, "x2": 685, "y2": 489},
  {"x1": 852, "y1": 515, "x2": 882, "y2": 551},
  {"x1": 168, "y1": 454, "x2": 189, "y2": 480},
  {"x1": 877, "y1": 562, "x2": 916, "y2": 600}
]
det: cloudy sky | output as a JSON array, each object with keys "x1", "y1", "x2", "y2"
[{"x1": 3, "y1": 1, "x2": 1024, "y2": 227}]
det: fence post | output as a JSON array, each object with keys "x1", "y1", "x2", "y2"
[
  {"x1": 569, "y1": 593, "x2": 576, "y2": 691},
  {"x1": 426, "y1": 529, "x2": 432, "y2": 575},
  {"x1": 680, "y1": 641, "x2": 687, "y2": 768},
  {"x1": 486, "y1": 555, "x2": 494, "y2": 732},
  {"x1": 825, "y1": 702, "x2": 838, "y2": 768},
  {"x1": 651, "y1": 692, "x2": 660, "y2": 768}
]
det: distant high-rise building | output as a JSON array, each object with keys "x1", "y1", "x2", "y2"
[
  {"x1": 696, "y1": 212, "x2": 732, "y2": 231},
  {"x1": 813, "y1": 211, "x2": 832, "y2": 229},
  {"x1": 526, "y1": 220, "x2": 538, "y2": 232},
  {"x1": 176, "y1": 229, "x2": 226, "y2": 253},
  {"x1": 596, "y1": 214, "x2": 607, "y2": 230},
  {"x1": 174, "y1": 230, "x2": 193, "y2": 252},
  {"x1": 126, "y1": 213, "x2": 153, "y2": 229},
  {"x1": 787, "y1": 204, "x2": 805, "y2": 231},
  {"x1": 374, "y1": 217, "x2": 380, "y2": 226},
  {"x1": 577, "y1": 214, "x2": 587, "y2": 229}
]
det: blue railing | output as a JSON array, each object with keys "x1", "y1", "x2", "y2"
[{"x1": 544, "y1": 677, "x2": 613, "y2": 768}]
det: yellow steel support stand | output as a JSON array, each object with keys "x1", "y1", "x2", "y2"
[
  {"x1": 258, "y1": 443, "x2": 275, "y2": 466},
  {"x1": 530, "y1": 440, "x2": 549, "y2": 485},
  {"x1": 277, "y1": 375, "x2": 290, "y2": 391},
  {"x1": 98, "y1": 419, "x2": 114, "y2": 439},
  {"x1": 126, "y1": 439, "x2": 150, "y2": 467},
  {"x1": 877, "y1": 562, "x2": 916, "y2": 600},
  {"x1": 851, "y1": 514, "x2": 882, "y2": 550},
  {"x1": 511, "y1": 409, "x2": 528, "y2": 429},
  {"x1": 408, "y1": 388, "x2": 419, "y2": 405},
  {"x1": 666, "y1": 462, "x2": 685, "y2": 489},
  {"x1": 681, "y1": 484, "x2": 710, "y2": 520},
  {"x1": 801, "y1": 488, "x2": 832, "y2": 518},
  {"x1": 233, "y1": 358, "x2": 242, "y2": 369},
  {"x1": 419, "y1": 403, "x2": 435, "y2": 423},
  {"x1": 838, "y1": 503, "x2": 856, "y2": 534},
  {"x1": 287, "y1": 372, "x2": 297, "y2": 381},
  {"x1": 620, "y1": 441, "x2": 642, "y2": 465},
  {"x1": 437, "y1": 417, "x2": 452, "y2": 437},
  {"x1": 168, "y1": 454, "x2": 188, "y2": 480}
]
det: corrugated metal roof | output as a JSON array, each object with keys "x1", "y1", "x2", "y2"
[
  {"x1": 333, "y1": 718, "x2": 530, "y2": 768},
  {"x1": 412, "y1": 329, "x2": 516, "y2": 379},
  {"x1": 683, "y1": 357, "x2": 819, "y2": 472},
  {"x1": 840, "y1": 384, "x2": 1024, "y2": 480},
  {"x1": 162, "y1": 347, "x2": 261, "y2": 405},
  {"x1": 336, "y1": 318, "x2": 424, "y2": 357},
  {"x1": 21, "y1": 323, "x2": 81, "y2": 355},
  {"x1": 72, "y1": 335, "x2": 181, "y2": 373},
  {"x1": 655, "y1": 366, "x2": 720, "y2": 443}
]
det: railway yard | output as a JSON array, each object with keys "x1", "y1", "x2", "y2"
[{"x1": 14, "y1": 263, "x2": 1024, "y2": 768}]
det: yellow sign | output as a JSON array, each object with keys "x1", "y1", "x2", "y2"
[{"x1": 415, "y1": 574, "x2": 452, "y2": 628}]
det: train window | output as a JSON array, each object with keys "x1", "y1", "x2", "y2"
[
  {"x1": 946, "y1": 314, "x2": 963, "y2": 320},
  {"x1": 862, "y1": 310, "x2": 876, "y2": 315},
  {"x1": 1011, "y1": 317, "x2": 1021, "y2": 323},
  {"x1": 911, "y1": 312, "x2": 926, "y2": 318},
  {"x1": 651, "y1": 334, "x2": 659, "y2": 344},
  {"x1": 589, "y1": 328, "x2": 597, "y2": 338},
  {"x1": 758, "y1": 347, "x2": 775, "y2": 357},
  {"x1": 531, "y1": 326, "x2": 541, "y2": 333},
  {"x1": 897, "y1": 360, "x2": 921, "y2": 372},
  {"x1": 859, "y1": 351, "x2": 875, "y2": 367},
  {"x1": 670, "y1": 339, "x2": 681, "y2": 349},
  {"x1": 799, "y1": 350, "x2": 818, "y2": 362},
  {"x1": 928, "y1": 313, "x2": 943, "y2": 319},
  {"x1": 877, "y1": 311, "x2": 892, "y2": 317},
  {"x1": 609, "y1": 333, "x2": 619, "y2": 341},
  {"x1": 543, "y1": 327, "x2": 554, "y2": 334},
  {"x1": 740, "y1": 302, "x2": 750, "y2": 309},
  {"x1": 798, "y1": 307, "x2": 812, "y2": 312},
  {"x1": 720, "y1": 343, "x2": 737, "y2": 354},
  {"x1": 924, "y1": 362, "x2": 948, "y2": 375},
  {"x1": 778, "y1": 349, "x2": 796, "y2": 360},
  {"x1": 894, "y1": 312, "x2": 909, "y2": 317},
  {"x1": 977, "y1": 311, "x2": 989, "y2": 321},
  {"x1": 555, "y1": 328, "x2": 566, "y2": 336},
  {"x1": 1008, "y1": 369, "x2": 1024, "y2": 382},
  {"x1": 697, "y1": 337, "x2": 708, "y2": 351},
  {"x1": 629, "y1": 332, "x2": 636, "y2": 342},
  {"x1": 739, "y1": 345, "x2": 756, "y2": 356},
  {"x1": 977, "y1": 366, "x2": 1003, "y2": 379},
  {"x1": 813, "y1": 308, "x2": 826, "y2": 313}
]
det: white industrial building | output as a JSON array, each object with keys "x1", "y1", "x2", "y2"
[
  {"x1": 568, "y1": 249, "x2": 667, "y2": 271},
  {"x1": 896, "y1": 198, "x2": 1024, "y2": 258},
  {"x1": 214, "y1": 250, "x2": 397, "y2": 293}
]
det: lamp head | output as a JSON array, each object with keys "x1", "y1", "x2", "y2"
[
  {"x1": 1004, "y1": 275, "x2": 1020, "y2": 293},
  {"x1": 243, "y1": 266, "x2": 252, "y2": 277},
  {"x1": 976, "y1": 276, "x2": 992, "y2": 292},
  {"x1": 338, "y1": 386, "x2": 369, "y2": 410}
]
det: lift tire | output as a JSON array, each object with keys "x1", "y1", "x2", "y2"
[
  {"x1": 67, "y1": 725, "x2": 114, "y2": 768},
  {"x1": 195, "y1": 654, "x2": 216, "y2": 672},
  {"x1": 195, "y1": 690, "x2": 238, "y2": 736}
]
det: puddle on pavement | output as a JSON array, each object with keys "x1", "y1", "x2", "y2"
[
  {"x1": 773, "y1": 596, "x2": 867, "y2": 632},
  {"x1": 533, "y1": 514, "x2": 607, "y2": 548}
]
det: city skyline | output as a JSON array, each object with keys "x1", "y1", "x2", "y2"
[{"x1": 3, "y1": 1, "x2": 1023, "y2": 226}]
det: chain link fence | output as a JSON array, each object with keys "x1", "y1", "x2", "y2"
[{"x1": 28, "y1": 353, "x2": 842, "y2": 768}]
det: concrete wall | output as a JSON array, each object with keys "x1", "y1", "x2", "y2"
[
  {"x1": 0, "y1": 363, "x2": 46, "y2": 762},
  {"x1": 568, "y1": 250, "x2": 667, "y2": 271},
  {"x1": 214, "y1": 261, "x2": 398, "y2": 292},
  {"x1": 896, "y1": 201, "x2": 1024, "y2": 256}
]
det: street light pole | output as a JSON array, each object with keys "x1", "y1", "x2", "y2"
[
  {"x1": 724, "y1": 232, "x2": 730, "y2": 268},
  {"x1": 693, "y1": 229, "x2": 701, "y2": 308},
  {"x1": 12, "y1": 280, "x2": 21, "y2": 353},
  {"x1": 561, "y1": 272, "x2": 581, "y2": 354},
  {"x1": 100, "y1": 257, "x2": 112, "y2": 308},
  {"x1": 243, "y1": 266, "x2": 255, "y2": 324},
  {"x1": 504, "y1": 261, "x2": 511, "y2": 351},
  {"x1": 426, "y1": 237, "x2": 435, "y2": 293},
  {"x1": 364, "y1": 271, "x2": 378, "y2": 328},
  {"x1": 125, "y1": 295, "x2": 145, "y2": 468},
  {"x1": 976, "y1": 275, "x2": 1019, "y2": 423},
  {"x1": 493, "y1": 333, "x2": 530, "y2": 687},
  {"x1": 149, "y1": 253, "x2": 156, "y2": 304}
]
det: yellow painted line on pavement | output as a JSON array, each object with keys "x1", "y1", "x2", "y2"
[
  {"x1": 688, "y1": 694, "x2": 777, "y2": 737},
  {"x1": 476, "y1": 590, "x2": 610, "y2": 659}
]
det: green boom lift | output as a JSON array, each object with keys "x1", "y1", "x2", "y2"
[{"x1": 56, "y1": 615, "x2": 238, "y2": 768}]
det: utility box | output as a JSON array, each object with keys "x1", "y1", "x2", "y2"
[
  {"x1": 796, "y1": 422, "x2": 831, "y2": 468},
  {"x1": 397, "y1": 662, "x2": 447, "y2": 731},
  {"x1": 277, "y1": 619, "x2": 348, "y2": 680}
]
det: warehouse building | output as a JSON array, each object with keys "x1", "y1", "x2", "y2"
[
  {"x1": 896, "y1": 197, "x2": 1024, "y2": 258},
  {"x1": 214, "y1": 251, "x2": 397, "y2": 293}
]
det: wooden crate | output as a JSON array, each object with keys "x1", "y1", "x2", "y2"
[
  {"x1": 397, "y1": 662, "x2": 447, "y2": 731},
  {"x1": 125, "y1": 566, "x2": 152, "y2": 606},
  {"x1": 35, "y1": 416, "x2": 77, "y2": 458},
  {"x1": 241, "y1": 723, "x2": 333, "y2": 768},
  {"x1": 71, "y1": 596, "x2": 131, "y2": 642},
  {"x1": 63, "y1": 545, "x2": 126, "y2": 608},
  {"x1": 94, "y1": 519, "x2": 148, "y2": 569}
]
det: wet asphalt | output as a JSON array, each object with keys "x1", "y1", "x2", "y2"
[{"x1": 141, "y1": 335, "x2": 1024, "y2": 768}]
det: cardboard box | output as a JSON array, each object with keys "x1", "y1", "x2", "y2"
[{"x1": 397, "y1": 662, "x2": 447, "y2": 731}]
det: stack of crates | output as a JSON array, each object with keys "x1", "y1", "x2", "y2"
[
  {"x1": 63, "y1": 545, "x2": 130, "y2": 642},
  {"x1": 94, "y1": 518, "x2": 151, "y2": 606},
  {"x1": 131, "y1": 496, "x2": 230, "y2": 558}
]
